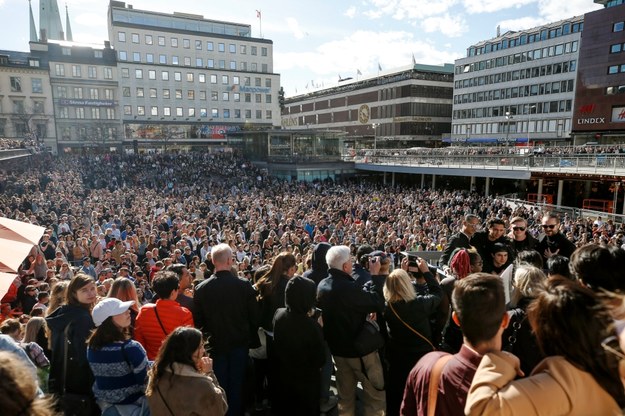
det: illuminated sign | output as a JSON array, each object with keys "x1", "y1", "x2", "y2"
[
  {"x1": 58, "y1": 99, "x2": 116, "y2": 107},
  {"x1": 612, "y1": 107, "x2": 625, "y2": 123},
  {"x1": 238, "y1": 86, "x2": 271, "y2": 94},
  {"x1": 577, "y1": 118, "x2": 605, "y2": 124}
]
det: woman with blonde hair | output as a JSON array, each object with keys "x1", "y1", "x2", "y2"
[
  {"x1": 107, "y1": 277, "x2": 140, "y2": 336},
  {"x1": 46, "y1": 280, "x2": 69, "y2": 316},
  {"x1": 0, "y1": 351, "x2": 56, "y2": 416},
  {"x1": 383, "y1": 259, "x2": 442, "y2": 416}
]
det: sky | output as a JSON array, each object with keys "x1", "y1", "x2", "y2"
[{"x1": 0, "y1": 0, "x2": 604, "y2": 97}]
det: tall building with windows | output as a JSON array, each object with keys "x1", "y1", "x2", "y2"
[
  {"x1": 450, "y1": 16, "x2": 583, "y2": 145},
  {"x1": 571, "y1": 0, "x2": 625, "y2": 143},
  {"x1": 0, "y1": 49, "x2": 56, "y2": 149},
  {"x1": 30, "y1": 40, "x2": 122, "y2": 152},
  {"x1": 107, "y1": 1, "x2": 280, "y2": 147},
  {"x1": 281, "y1": 64, "x2": 454, "y2": 149}
]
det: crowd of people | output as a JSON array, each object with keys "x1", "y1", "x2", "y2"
[{"x1": 1, "y1": 151, "x2": 625, "y2": 416}]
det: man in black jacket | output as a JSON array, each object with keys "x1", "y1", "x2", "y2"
[
  {"x1": 317, "y1": 245, "x2": 385, "y2": 415},
  {"x1": 193, "y1": 243, "x2": 259, "y2": 416},
  {"x1": 440, "y1": 214, "x2": 481, "y2": 267},
  {"x1": 537, "y1": 212, "x2": 576, "y2": 264}
]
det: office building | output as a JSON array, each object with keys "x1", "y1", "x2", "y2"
[{"x1": 450, "y1": 16, "x2": 583, "y2": 145}]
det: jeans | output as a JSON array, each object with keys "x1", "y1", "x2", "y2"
[{"x1": 212, "y1": 347, "x2": 249, "y2": 416}]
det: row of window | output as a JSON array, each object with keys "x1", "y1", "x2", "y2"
[
  {"x1": 606, "y1": 85, "x2": 625, "y2": 95},
  {"x1": 0, "y1": 119, "x2": 48, "y2": 138},
  {"x1": 9, "y1": 77, "x2": 43, "y2": 93},
  {"x1": 117, "y1": 32, "x2": 268, "y2": 56},
  {"x1": 5, "y1": 100, "x2": 46, "y2": 114},
  {"x1": 455, "y1": 59, "x2": 577, "y2": 90},
  {"x1": 614, "y1": 22, "x2": 624, "y2": 32},
  {"x1": 54, "y1": 64, "x2": 114, "y2": 79},
  {"x1": 123, "y1": 105, "x2": 272, "y2": 120},
  {"x1": 610, "y1": 42, "x2": 625, "y2": 54},
  {"x1": 122, "y1": 87, "x2": 272, "y2": 103},
  {"x1": 608, "y1": 64, "x2": 625, "y2": 74},
  {"x1": 119, "y1": 69, "x2": 272, "y2": 88},
  {"x1": 456, "y1": 40, "x2": 578, "y2": 75},
  {"x1": 453, "y1": 100, "x2": 573, "y2": 120},
  {"x1": 57, "y1": 107, "x2": 117, "y2": 120},
  {"x1": 60, "y1": 47, "x2": 104, "y2": 59},
  {"x1": 59, "y1": 126, "x2": 118, "y2": 141},
  {"x1": 467, "y1": 21, "x2": 582, "y2": 57},
  {"x1": 454, "y1": 79, "x2": 575, "y2": 105},
  {"x1": 55, "y1": 87, "x2": 116, "y2": 100},
  {"x1": 118, "y1": 51, "x2": 269, "y2": 73},
  {"x1": 452, "y1": 118, "x2": 569, "y2": 136}
]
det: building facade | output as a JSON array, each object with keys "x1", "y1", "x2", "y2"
[
  {"x1": 281, "y1": 64, "x2": 454, "y2": 149},
  {"x1": 572, "y1": 0, "x2": 625, "y2": 143},
  {"x1": 450, "y1": 16, "x2": 583, "y2": 145},
  {"x1": 0, "y1": 49, "x2": 56, "y2": 149},
  {"x1": 107, "y1": 1, "x2": 280, "y2": 148}
]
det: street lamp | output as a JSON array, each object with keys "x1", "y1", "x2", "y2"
[
  {"x1": 372, "y1": 123, "x2": 379, "y2": 152},
  {"x1": 527, "y1": 104, "x2": 536, "y2": 146},
  {"x1": 505, "y1": 111, "x2": 513, "y2": 145}
]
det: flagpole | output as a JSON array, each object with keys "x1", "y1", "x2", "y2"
[{"x1": 256, "y1": 10, "x2": 262, "y2": 38}]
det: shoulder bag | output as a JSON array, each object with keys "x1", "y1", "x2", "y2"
[
  {"x1": 354, "y1": 317, "x2": 384, "y2": 356},
  {"x1": 388, "y1": 302, "x2": 436, "y2": 351},
  {"x1": 427, "y1": 354, "x2": 453, "y2": 416}
]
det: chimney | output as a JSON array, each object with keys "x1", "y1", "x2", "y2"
[{"x1": 104, "y1": 40, "x2": 111, "y2": 49}]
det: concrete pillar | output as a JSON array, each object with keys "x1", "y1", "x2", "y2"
[
  {"x1": 537, "y1": 178, "x2": 544, "y2": 202},
  {"x1": 556, "y1": 180, "x2": 564, "y2": 207},
  {"x1": 391, "y1": 172, "x2": 395, "y2": 187},
  {"x1": 470, "y1": 176, "x2": 476, "y2": 193},
  {"x1": 383, "y1": 172, "x2": 387, "y2": 185},
  {"x1": 485, "y1": 177, "x2": 490, "y2": 197},
  {"x1": 432, "y1": 174, "x2": 436, "y2": 190},
  {"x1": 421, "y1": 174, "x2": 425, "y2": 189},
  {"x1": 584, "y1": 181, "x2": 592, "y2": 199}
]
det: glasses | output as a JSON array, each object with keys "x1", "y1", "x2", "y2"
[
  {"x1": 601, "y1": 336, "x2": 625, "y2": 361},
  {"x1": 512, "y1": 226, "x2": 526, "y2": 231},
  {"x1": 467, "y1": 222, "x2": 480, "y2": 228},
  {"x1": 542, "y1": 224, "x2": 557, "y2": 229}
]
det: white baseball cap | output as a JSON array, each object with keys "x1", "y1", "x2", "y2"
[{"x1": 92, "y1": 298, "x2": 134, "y2": 327}]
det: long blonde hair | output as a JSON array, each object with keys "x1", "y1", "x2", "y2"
[
  {"x1": 46, "y1": 280, "x2": 69, "y2": 316},
  {"x1": 23, "y1": 317, "x2": 46, "y2": 344},
  {"x1": 384, "y1": 269, "x2": 417, "y2": 303}
]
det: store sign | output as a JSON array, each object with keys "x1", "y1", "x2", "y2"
[
  {"x1": 58, "y1": 99, "x2": 116, "y2": 107},
  {"x1": 577, "y1": 117, "x2": 605, "y2": 124},
  {"x1": 281, "y1": 117, "x2": 299, "y2": 127},
  {"x1": 612, "y1": 107, "x2": 625, "y2": 123}
]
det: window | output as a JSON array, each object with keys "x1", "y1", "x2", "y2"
[
  {"x1": 251, "y1": 46, "x2": 257, "y2": 55},
  {"x1": 211, "y1": 91, "x2": 218, "y2": 101},
  {"x1": 609, "y1": 65, "x2": 619, "y2": 74},
  {"x1": 91, "y1": 108, "x2": 100, "y2": 119},
  {"x1": 159, "y1": 54, "x2": 167, "y2": 64},
  {"x1": 234, "y1": 93, "x2": 240, "y2": 102},
  {"x1": 118, "y1": 32, "x2": 126, "y2": 42},
  {"x1": 89, "y1": 88, "x2": 99, "y2": 99},
  {"x1": 614, "y1": 22, "x2": 624, "y2": 32},
  {"x1": 188, "y1": 90, "x2": 195, "y2": 100},
  {"x1": 265, "y1": 78, "x2": 272, "y2": 87},
  {"x1": 149, "y1": 88, "x2": 157, "y2": 98},
  {"x1": 255, "y1": 77, "x2": 261, "y2": 87},
  {"x1": 57, "y1": 86, "x2": 67, "y2": 97},
  {"x1": 183, "y1": 39, "x2": 190, "y2": 49},
  {"x1": 211, "y1": 108, "x2": 219, "y2": 117},
  {"x1": 158, "y1": 36, "x2": 165, "y2": 46},
  {"x1": 199, "y1": 74, "x2": 206, "y2": 83},
  {"x1": 611, "y1": 44, "x2": 623, "y2": 53},
  {"x1": 135, "y1": 69, "x2": 143, "y2": 79},
  {"x1": 162, "y1": 71, "x2": 169, "y2": 81},
  {"x1": 163, "y1": 89, "x2": 170, "y2": 99},
  {"x1": 172, "y1": 56, "x2": 179, "y2": 65},
  {"x1": 176, "y1": 107, "x2": 183, "y2": 117},
  {"x1": 200, "y1": 108, "x2": 207, "y2": 117},
  {"x1": 33, "y1": 101, "x2": 44, "y2": 113},
  {"x1": 240, "y1": 45, "x2": 247, "y2": 54},
  {"x1": 10, "y1": 77, "x2": 21, "y2": 92},
  {"x1": 196, "y1": 58, "x2": 203, "y2": 67},
  {"x1": 131, "y1": 33, "x2": 139, "y2": 43},
  {"x1": 171, "y1": 37, "x2": 178, "y2": 47},
  {"x1": 124, "y1": 105, "x2": 132, "y2": 115},
  {"x1": 136, "y1": 88, "x2": 144, "y2": 98},
  {"x1": 256, "y1": 110, "x2": 262, "y2": 119},
  {"x1": 104, "y1": 67, "x2": 113, "y2": 79},
  {"x1": 184, "y1": 57, "x2": 191, "y2": 66},
  {"x1": 59, "y1": 107, "x2": 69, "y2": 118},
  {"x1": 261, "y1": 47, "x2": 267, "y2": 56},
  {"x1": 133, "y1": 52, "x2": 141, "y2": 62},
  {"x1": 266, "y1": 110, "x2": 272, "y2": 119},
  {"x1": 73, "y1": 87, "x2": 83, "y2": 98},
  {"x1": 199, "y1": 91, "x2": 206, "y2": 100},
  {"x1": 174, "y1": 72, "x2": 182, "y2": 81},
  {"x1": 122, "y1": 87, "x2": 131, "y2": 97},
  {"x1": 233, "y1": 76, "x2": 240, "y2": 85},
  {"x1": 210, "y1": 75, "x2": 217, "y2": 84},
  {"x1": 145, "y1": 35, "x2": 153, "y2": 45},
  {"x1": 255, "y1": 94, "x2": 262, "y2": 103},
  {"x1": 230, "y1": 61, "x2": 236, "y2": 70},
  {"x1": 149, "y1": 70, "x2": 156, "y2": 80},
  {"x1": 163, "y1": 107, "x2": 171, "y2": 116},
  {"x1": 229, "y1": 44, "x2": 236, "y2": 53},
  {"x1": 75, "y1": 108, "x2": 84, "y2": 119},
  {"x1": 106, "y1": 108, "x2": 115, "y2": 119},
  {"x1": 137, "y1": 106, "x2": 145, "y2": 116},
  {"x1": 88, "y1": 66, "x2": 97, "y2": 78},
  {"x1": 188, "y1": 108, "x2": 195, "y2": 117},
  {"x1": 223, "y1": 109, "x2": 230, "y2": 118},
  {"x1": 175, "y1": 89, "x2": 183, "y2": 99},
  {"x1": 207, "y1": 42, "x2": 214, "y2": 51},
  {"x1": 146, "y1": 53, "x2": 154, "y2": 63},
  {"x1": 218, "y1": 43, "x2": 225, "y2": 52},
  {"x1": 119, "y1": 51, "x2": 127, "y2": 60},
  {"x1": 195, "y1": 40, "x2": 202, "y2": 50},
  {"x1": 222, "y1": 75, "x2": 229, "y2": 84},
  {"x1": 72, "y1": 65, "x2": 81, "y2": 77},
  {"x1": 245, "y1": 93, "x2": 251, "y2": 102},
  {"x1": 251, "y1": 63, "x2": 257, "y2": 71},
  {"x1": 265, "y1": 94, "x2": 272, "y2": 103},
  {"x1": 207, "y1": 59, "x2": 214, "y2": 68},
  {"x1": 151, "y1": 106, "x2": 158, "y2": 116},
  {"x1": 222, "y1": 92, "x2": 229, "y2": 101},
  {"x1": 219, "y1": 60, "x2": 226, "y2": 69},
  {"x1": 187, "y1": 73, "x2": 194, "y2": 82},
  {"x1": 234, "y1": 109, "x2": 241, "y2": 118},
  {"x1": 245, "y1": 109, "x2": 252, "y2": 119}
]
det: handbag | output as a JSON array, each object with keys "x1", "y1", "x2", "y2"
[
  {"x1": 60, "y1": 323, "x2": 100, "y2": 416},
  {"x1": 427, "y1": 354, "x2": 453, "y2": 416},
  {"x1": 388, "y1": 302, "x2": 436, "y2": 351},
  {"x1": 354, "y1": 318, "x2": 384, "y2": 356}
]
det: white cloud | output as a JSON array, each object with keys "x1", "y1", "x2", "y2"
[
  {"x1": 364, "y1": 0, "x2": 457, "y2": 20},
  {"x1": 462, "y1": 0, "x2": 535, "y2": 15},
  {"x1": 286, "y1": 17, "x2": 305, "y2": 39},
  {"x1": 497, "y1": 16, "x2": 546, "y2": 33},
  {"x1": 74, "y1": 13, "x2": 107, "y2": 28},
  {"x1": 536, "y1": 0, "x2": 602, "y2": 22},
  {"x1": 344, "y1": 6, "x2": 357, "y2": 18},
  {"x1": 421, "y1": 14, "x2": 468, "y2": 38}
]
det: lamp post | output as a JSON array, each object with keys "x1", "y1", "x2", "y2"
[
  {"x1": 527, "y1": 104, "x2": 536, "y2": 147},
  {"x1": 505, "y1": 111, "x2": 513, "y2": 145},
  {"x1": 372, "y1": 123, "x2": 379, "y2": 152}
]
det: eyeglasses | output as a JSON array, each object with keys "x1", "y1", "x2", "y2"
[
  {"x1": 512, "y1": 226, "x2": 526, "y2": 231},
  {"x1": 601, "y1": 336, "x2": 625, "y2": 361},
  {"x1": 541, "y1": 224, "x2": 557, "y2": 229}
]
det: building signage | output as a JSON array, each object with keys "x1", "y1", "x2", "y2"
[
  {"x1": 612, "y1": 107, "x2": 625, "y2": 123},
  {"x1": 281, "y1": 117, "x2": 299, "y2": 127},
  {"x1": 577, "y1": 117, "x2": 605, "y2": 124},
  {"x1": 58, "y1": 99, "x2": 116, "y2": 107},
  {"x1": 393, "y1": 116, "x2": 433, "y2": 122},
  {"x1": 238, "y1": 86, "x2": 271, "y2": 94}
]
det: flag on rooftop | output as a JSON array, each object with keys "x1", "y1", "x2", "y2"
[
  {"x1": 256, "y1": 10, "x2": 261, "y2": 19},
  {"x1": 357, "y1": 69, "x2": 362, "y2": 75}
]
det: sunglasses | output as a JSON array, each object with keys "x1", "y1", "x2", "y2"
[
  {"x1": 512, "y1": 226, "x2": 526, "y2": 231},
  {"x1": 541, "y1": 224, "x2": 557, "y2": 229}
]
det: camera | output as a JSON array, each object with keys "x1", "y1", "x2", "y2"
[{"x1": 400, "y1": 251, "x2": 421, "y2": 273}]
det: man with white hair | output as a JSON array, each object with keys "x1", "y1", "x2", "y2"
[{"x1": 317, "y1": 245, "x2": 385, "y2": 415}]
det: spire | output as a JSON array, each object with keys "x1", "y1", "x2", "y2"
[
  {"x1": 65, "y1": 3, "x2": 73, "y2": 41},
  {"x1": 40, "y1": 0, "x2": 65, "y2": 41},
  {"x1": 29, "y1": 0, "x2": 38, "y2": 42}
]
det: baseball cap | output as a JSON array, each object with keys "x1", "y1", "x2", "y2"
[{"x1": 92, "y1": 298, "x2": 134, "y2": 327}]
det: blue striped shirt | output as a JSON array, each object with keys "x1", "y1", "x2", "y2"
[{"x1": 87, "y1": 340, "x2": 148, "y2": 404}]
